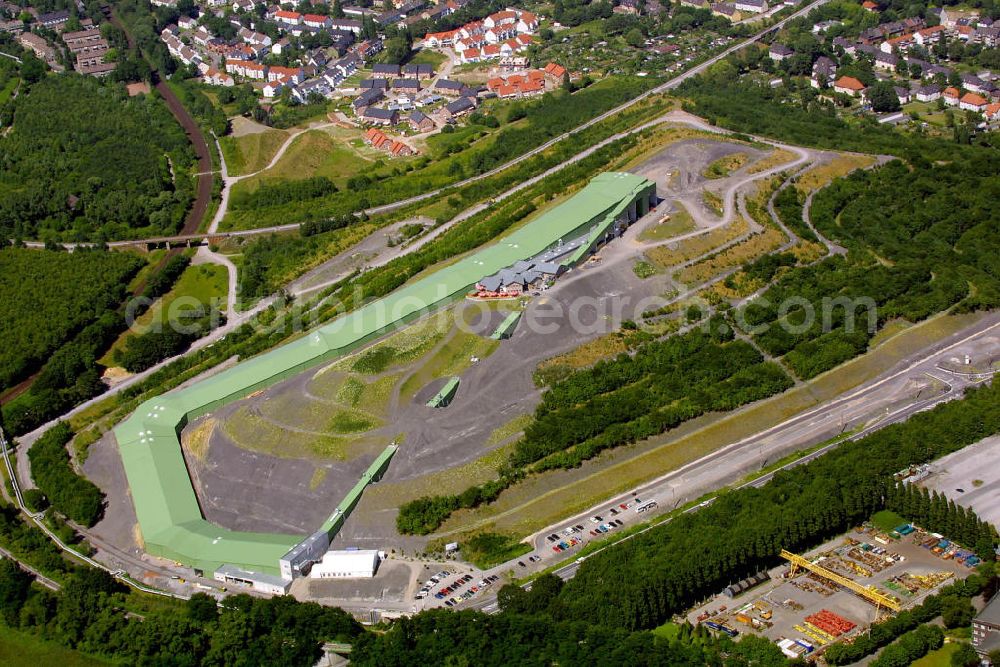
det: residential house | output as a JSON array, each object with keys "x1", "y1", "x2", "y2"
[
  {"x1": 959, "y1": 91, "x2": 988, "y2": 112},
  {"x1": 543, "y1": 62, "x2": 567, "y2": 80},
  {"x1": 225, "y1": 59, "x2": 268, "y2": 79},
  {"x1": 363, "y1": 107, "x2": 399, "y2": 125},
  {"x1": 62, "y1": 29, "x2": 105, "y2": 52},
  {"x1": 274, "y1": 9, "x2": 302, "y2": 24},
  {"x1": 734, "y1": 0, "x2": 767, "y2": 13},
  {"x1": 874, "y1": 51, "x2": 899, "y2": 71},
  {"x1": 0, "y1": 19, "x2": 24, "y2": 34},
  {"x1": 16, "y1": 32, "x2": 56, "y2": 63},
  {"x1": 984, "y1": 102, "x2": 1000, "y2": 121},
  {"x1": 37, "y1": 9, "x2": 69, "y2": 31},
  {"x1": 403, "y1": 63, "x2": 434, "y2": 78},
  {"x1": 915, "y1": 84, "x2": 941, "y2": 102},
  {"x1": 976, "y1": 26, "x2": 1000, "y2": 48},
  {"x1": 961, "y1": 73, "x2": 987, "y2": 93},
  {"x1": 268, "y1": 65, "x2": 305, "y2": 84},
  {"x1": 334, "y1": 54, "x2": 359, "y2": 77},
  {"x1": 833, "y1": 36, "x2": 855, "y2": 54},
  {"x1": 373, "y1": 63, "x2": 401, "y2": 78},
  {"x1": 76, "y1": 54, "x2": 115, "y2": 77},
  {"x1": 359, "y1": 78, "x2": 390, "y2": 89},
  {"x1": 861, "y1": 1, "x2": 878, "y2": 11},
  {"x1": 769, "y1": 43, "x2": 794, "y2": 61},
  {"x1": 711, "y1": 4, "x2": 742, "y2": 21},
  {"x1": 292, "y1": 78, "x2": 334, "y2": 103},
  {"x1": 894, "y1": 86, "x2": 911, "y2": 104},
  {"x1": 354, "y1": 38, "x2": 383, "y2": 60},
  {"x1": 833, "y1": 75, "x2": 866, "y2": 96},
  {"x1": 516, "y1": 11, "x2": 538, "y2": 32},
  {"x1": 408, "y1": 110, "x2": 435, "y2": 131},
  {"x1": 331, "y1": 18, "x2": 363, "y2": 33},
  {"x1": 303, "y1": 13, "x2": 331, "y2": 28},
  {"x1": 811, "y1": 56, "x2": 836, "y2": 88},
  {"x1": 942, "y1": 86, "x2": 961, "y2": 106},
  {"x1": 423, "y1": 29, "x2": 459, "y2": 47},
  {"x1": 262, "y1": 79, "x2": 287, "y2": 98},
  {"x1": 353, "y1": 88, "x2": 385, "y2": 113},
  {"x1": 393, "y1": 77, "x2": 421, "y2": 91},
  {"x1": 443, "y1": 96, "x2": 475, "y2": 118},
  {"x1": 914, "y1": 25, "x2": 945, "y2": 46},
  {"x1": 203, "y1": 67, "x2": 236, "y2": 86},
  {"x1": 435, "y1": 78, "x2": 466, "y2": 95}
]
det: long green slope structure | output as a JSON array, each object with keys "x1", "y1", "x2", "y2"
[{"x1": 113, "y1": 172, "x2": 655, "y2": 577}]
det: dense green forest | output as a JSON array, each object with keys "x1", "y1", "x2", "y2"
[
  {"x1": 350, "y1": 607, "x2": 790, "y2": 666},
  {"x1": 547, "y1": 380, "x2": 1000, "y2": 629},
  {"x1": 26, "y1": 423, "x2": 104, "y2": 527},
  {"x1": 0, "y1": 75, "x2": 193, "y2": 241},
  {"x1": 0, "y1": 247, "x2": 143, "y2": 393},
  {"x1": 0, "y1": 248, "x2": 207, "y2": 436}
]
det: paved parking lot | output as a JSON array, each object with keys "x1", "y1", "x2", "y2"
[{"x1": 920, "y1": 435, "x2": 1000, "y2": 528}]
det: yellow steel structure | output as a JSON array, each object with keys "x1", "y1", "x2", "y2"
[{"x1": 780, "y1": 549, "x2": 902, "y2": 612}]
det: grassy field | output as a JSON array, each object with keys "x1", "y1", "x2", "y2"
[
  {"x1": 912, "y1": 643, "x2": 960, "y2": 667},
  {"x1": 232, "y1": 129, "x2": 375, "y2": 190},
  {"x1": 633, "y1": 259, "x2": 658, "y2": 279},
  {"x1": 702, "y1": 190, "x2": 723, "y2": 216},
  {"x1": 0, "y1": 77, "x2": 18, "y2": 106},
  {"x1": 533, "y1": 331, "x2": 635, "y2": 387},
  {"x1": 646, "y1": 217, "x2": 749, "y2": 269},
  {"x1": 218, "y1": 126, "x2": 289, "y2": 176},
  {"x1": 746, "y1": 148, "x2": 796, "y2": 174},
  {"x1": 674, "y1": 225, "x2": 785, "y2": 285},
  {"x1": 431, "y1": 310, "x2": 987, "y2": 538},
  {"x1": 638, "y1": 201, "x2": 696, "y2": 242},
  {"x1": 408, "y1": 49, "x2": 447, "y2": 68},
  {"x1": 221, "y1": 404, "x2": 388, "y2": 461},
  {"x1": 0, "y1": 626, "x2": 109, "y2": 666},
  {"x1": 100, "y1": 263, "x2": 228, "y2": 366},
  {"x1": 398, "y1": 329, "x2": 499, "y2": 403},
  {"x1": 794, "y1": 154, "x2": 875, "y2": 193},
  {"x1": 487, "y1": 414, "x2": 533, "y2": 446},
  {"x1": 703, "y1": 152, "x2": 748, "y2": 179},
  {"x1": 872, "y1": 509, "x2": 907, "y2": 533}
]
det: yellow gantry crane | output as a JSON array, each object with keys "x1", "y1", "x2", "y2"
[{"x1": 780, "y1": 549, "x2": 901, "y2": 613}]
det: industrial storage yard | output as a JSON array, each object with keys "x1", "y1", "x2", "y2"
[{"x1": 685, "y1": 523, "x2": 982, "y2": 659}]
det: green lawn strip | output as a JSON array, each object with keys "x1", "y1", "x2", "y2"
[
  {"x1": 0, "y1": 624, "x2": 110, "y2": 666},
  {"x1": 99, "y1": 263, "x2": 228, "y2": 366}
]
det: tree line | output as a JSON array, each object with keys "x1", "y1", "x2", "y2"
[
  {"x1": 26, "y1": 422, "x2": 104, "y2": 527},
  {"x1": 0, "y1": 565, "x2": 363, "y2": 666}
]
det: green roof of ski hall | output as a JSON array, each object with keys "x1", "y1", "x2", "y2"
[{"x1": 112, "y1": 172, "x2": 654, "y2": 575}]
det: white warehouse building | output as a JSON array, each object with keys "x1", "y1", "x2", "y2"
[{"x1": 310, "y1": 549, "x2": 382, "y2": 579}]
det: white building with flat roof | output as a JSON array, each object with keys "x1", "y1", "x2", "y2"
[{"x1": 310, "y1": 550, "x2": 382, "y2": 578}]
